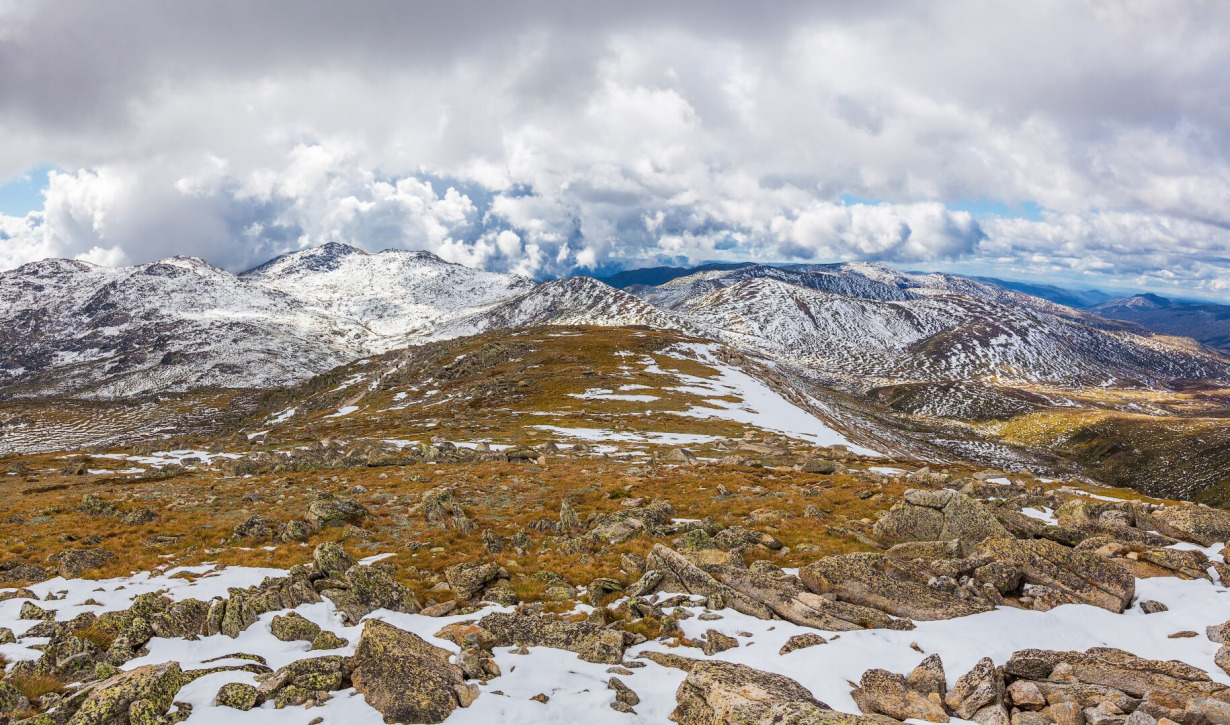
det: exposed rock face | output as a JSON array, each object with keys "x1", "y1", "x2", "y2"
[
  {"x1": 66, "y1": 661, "x2": 186, "y2": 725},
  {"x1": 853, "y1": 667, "x2": 950, "y2": 722},
  {"x1": 710, "y1": 564, "x2": 906, "y2": 631},
  {"x1": 351, "y1": 619, "x2": 478, "y2": 724},
  {"x1": 644, "y1": 544, "x2": 774, "y2": 619},
  {"x1": 1003, "y1": 648, "x2": 1230, "y2": 704},
  {"x1": 946, "y1": 657, "x2": 1008, "y2": 724},
  {"x1": 800, "y1": 552, "x2": 993, "y2": 620},
  {"x1": 477, "y1": 610, "x2": 628, "y2": 664},
  {"x1": 873, "y1": 490, "x2": 1010, "y2": 553},
  {"x1": 974, "y1": 537, "x2": 1134, "y2": 612},
  {"x1": 1151, "y1": 505, "x2": 1230, "y2": 547},
  {"x1": 306, "y1": 492, "x2": 370, "y2": 529},
  {"x1": 50, "y1": 548, "x2": 116, "y2": 578},
  {"x1": 672, "y1": 660, "x2": 880, "y2": 725}
]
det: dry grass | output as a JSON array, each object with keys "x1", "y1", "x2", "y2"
[{"x1": 9, "y1": 673, "x2": 66, "y2": 704}]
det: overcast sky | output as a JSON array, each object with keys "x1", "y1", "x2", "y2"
[{"x1": 1, "y1": 1, "x2": 1229, "y2": 297}]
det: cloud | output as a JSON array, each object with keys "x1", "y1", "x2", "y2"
[{"x1": 0, "y1": 1, "x2": 1229, "y2": 296}]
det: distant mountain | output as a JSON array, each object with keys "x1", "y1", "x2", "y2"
[
  {"x1": 1090, "y1": 294, "x2": 1230, "y2": 354},
  {"x1": 968, "y1": 276, "x2": 1113, "y2": 309},
  {"x1": 625, "y1": 263, "x2": 1230, "y2": 391},
  {"x1": 0, "y1": 245, "x2": 675, "y2": 398},
  {"x1": 597, "y1": 262, "x2": 755, "y2": 289}
]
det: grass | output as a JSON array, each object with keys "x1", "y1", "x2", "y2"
[{"x1": 9, "y1": 673, "x2": 66, "y2": 705}]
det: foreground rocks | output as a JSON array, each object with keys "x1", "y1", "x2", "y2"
[
  {"x1": 674, "y1": 660, "x2": 882, "y2": 724},
  {"x1": 352, "y1": 619, "x2": 479, "y2": 723}
]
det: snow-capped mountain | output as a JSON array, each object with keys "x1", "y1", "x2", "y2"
[
  {"x1": 243, "y1": 243, "x2": 537, "y2": 338},
  {"x1": 628, "y1": 264, "x2": 1230, "y2": 390},
  {"x1": 0, "y1": 246, "x2": 673, "y2": 398},
  {"x1": 3, "y1": 248, "x2": 1227, "y2": 400}
]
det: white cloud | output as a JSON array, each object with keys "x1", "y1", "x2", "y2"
[{"x1": 0, "y1": 2, "x2": 1228, "y2": 296}]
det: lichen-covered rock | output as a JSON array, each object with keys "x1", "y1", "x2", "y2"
[
  {"x1": 645, "y1": 544, "x2": 773, "y2": 619},
  {"x1": 672, "y1": 660, "x2": 880, "y2": 725},
  {"x1": 800, "y1": 552, "x2": 993, "y2": 621},
  {"x1": 215, "y1": 682, "x2": 259, "y2": 711},
  {"x1": 711, "y1": 564, "x2": 907, "y2": 631},
  {"x1": 701, "y1": 629, "x2": 739, "y2": 656},
  {"x1": 21, "y1": 600, "x2": 54, "y2": 620},
  {"x1": 1150, "y1": 505, "x2": 1230, "y2": 547},
  {"x1": 476, "y1": 611, "x2": 627, "y2": 664},
  {"x1": 874, "y1": 490, "x2": 1010, "y2": 553},
  {"x1": 233, "y1": 514, "x2": 280, "y2": 540},
  {"x1": 946, "y1": 657, "x2": 1006, "y2": 722},
  {"x1": 310, "y1": 630, "x2": 348, "y2": 651},
  {"x1": 66, "y1": 661, "x2": 186, "y2": 725},
  {"x1": 1004, "y1": 648, "x2": 1230, "y2": 704},
  {"x1": 271, "y1": 612, "x2": 322, "y2": 643},
  {"x1": 323, "y1": 562, "x2": 420, "y2": 624},
  {"x1": 49, "y1": 548, "x2": 116, "y2": 578},
  {"x1": 0, "y1": 681, "x2": 31, "y2": 715},
  {"x1": 909, "y1": 654, "x2": 947, "y2": 697},
  {"x1": 853, "y1": 667, "x2": 949, "y2": 722},
  {"x1": 974, "y1": 537, "x2": 1134, "y2": 612},
  {"x1": 444, "y1": 562, "x2": 503, "y2": 600},
  {"x1": 351, "y1": 619, "x2": 477, "y2": 724},
  {"x1": 780, "y1": 633, "x2": 828, "y2": 655},
  {"x1": 311, "y1": 542, "x2": 356, "y2": 578},
  {"x1": 305, "y1": 493, "x2": 370, "y2": 530}
]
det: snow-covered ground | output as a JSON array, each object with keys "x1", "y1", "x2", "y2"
[
  {"x1": 3, "y1": 545, "x2": 1228, "y2": 724},
  {"x1": 655, "y1": 343, "x2": 879, "y2": 455}
]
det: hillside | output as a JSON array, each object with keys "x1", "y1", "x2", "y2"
[{"x1": 1091, "y1": 294, "x2": 1230, "y2": 355}]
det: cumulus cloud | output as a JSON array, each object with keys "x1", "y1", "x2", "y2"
[{"x1": 0, "y1": 1, "x2": 1228, "y2": 295}]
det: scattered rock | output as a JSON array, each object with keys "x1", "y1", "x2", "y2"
[{"x1": 351, "y1": 619, "x2": 478, "y2": 723}]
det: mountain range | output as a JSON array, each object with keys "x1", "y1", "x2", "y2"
[{"x1": 2, "y1": 243, "x2": 1226, "y2": 400}]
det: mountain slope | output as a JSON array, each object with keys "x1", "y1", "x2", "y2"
[
  {"x1": 1090, "y1": 294, "x2": 1230, "y2": 354},
  {"x1": 630, "y1": 265, "x2": 1230, "y2": 391}
]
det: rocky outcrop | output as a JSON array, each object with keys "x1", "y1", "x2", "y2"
[
  {"x1": 1150, "y1": 505, "x2": 1230, "y2": 547},
  {"x1": 709, "y1": 564, "x2": 908, "y2": 631},
  {"x1": 800, "y1": 552, "x2": 993, "y2": 620},
  {"x1": 974, "y1": 537, "x2": 1134, "y2": 612},
  {"x1": 351, "y1": 620, "x2": 478, "y2": 723},
  {"x1": 673, "y1": 660, "x2": 881, "y2": 724},
  {"x1": 853, "y1": 667, "x2": 949, "y2": 722},
  {"x1": 873, "y1": 490, "x2": 1010, "y2": 553},
  {"x1": 65, "y1": 662, "x2": 186, "y2": 725},
  {"x1": 644, "y1": 544, "x2": 773, "y2": 619},
  {"x1": 477, "y1": 610, "x2": 628, "y2": 664}
]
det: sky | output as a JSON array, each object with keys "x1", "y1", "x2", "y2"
[{"x1": 1, "y1": 2, "x2": 1230, "y2": 299}]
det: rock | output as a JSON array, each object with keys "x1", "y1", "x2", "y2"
[
  {"x1": 352, "y1": 620, "x2": 477, "y2": 724},
  {"x1": 477, "y1": 611, "x2": 626, "y2": 664},
  {"x1": 49, "y1": 548, "x2": 116, "y2": 578},
  {"x1": 0, "y1": 681, "x2": 31, "y2": 715},
  {"x1": 531, "y1": 693, "x2": 550, "y2": 703},
  {"x1": 444, "y1": 562, "x2": 503, "y2": 600},
  {"x1": 1140, "y1": 600, "x2": 1169, "y2": 614},
  {"x1": 1186, "y1": 697, "x2": 1230, "y2": 725},
  {"x1": 1209, "y1": 621, "x2": 1230, "y2": 643},
  {"x1": 1008, "y1": 680, "x2": 1047, "y2": 710},
  {"x1": 1216, "y1": 646, "x2": 1230, "y2": 677},
  {"x1": 312, "y1": 542, "x2": 356, "y2": 577},
  {"x1": 1151, "y1": 506, "x2": 1230, "y2": 547},
  {"x1": 908, "y1": 654, "x2": 947, "y2": 697},
  {"x1": 946, "y1": 657, "x2": 1006, "y2": 720},
  {"x1": 20, "y1": 600, "x2": 54, "y2": 620},
  {"x1": 270, "y1": 612, "x2": 322, "y2": 642},
  {"x1": 120, "y1": 509, "x2": 159, "y2": 526},
  {"x1": 233, "y1": 515, "x2": 279, "y2": 539},
  {"x1": 701, "y1": 629, "x2": 739, "y2": 656},
  {"x1": 609, "y1": 676, "x2": 641, "y2": 708},
  {"x1": 326, "y1": 563, "x2": 420, "y2": 623},
  {"x1": 67, "y1": 661, "x2": 186, "y2": 725},
  {"x1": 888, "y1": 540, "x2": 963, "y2": 560},
  {"x1": 667, "y1": 448, "x2": 697, "y2": 464},
  {"x1": 800, "y1": 552, "x2": 993, "y2": 621},
  {"x1": 802, "y1": 458, "x2": 839, "y2": 475},
  {"x1": 780, "y1": 633, "x2": 828, "y2": 655},
  {"x1": 310, "y1": 630, "x2": 349, "y2": 651},
  {"x1": 278, "y1": 520, "x2": 312, "y2": 543},
  {"x1": 216, "y1": 682, "x2": 259, "y2": 711},
  {"x1": 1004, "y1": 648, "x2": 1230, "y2": 704},
  {"x1": 853, "y1": 668, "x2": 949, "y2": 722},
  {"x1": 975, "y1": 537, "x2": 1134, "y2": 613},
  {"x1": 671, "y1": 660, "x2": 878, "y2": 724},
  {"x1": 711, "y1": 563, "x2": 907, "y2": 631},
  {"x1": 306, "y1": 493, "x2": 370, "y2": 529},
  {"x1": 645, "y1": 544, "x2": 774, "y2": 619},
  {"x1": 874, "y1": 490, "x2": 1011, "y2": 553}
]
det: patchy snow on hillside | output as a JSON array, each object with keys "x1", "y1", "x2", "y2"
[{"x1": 658, "y1": 343, "x2": 879, "y2": 455}]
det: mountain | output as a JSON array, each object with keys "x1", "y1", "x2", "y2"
[
  {"x1": 625, "y1": 263, "x2": 1230, "y2": 391},
  {"x1": 596, "y1": 262, "x2": 755, "y2": 289},
  {"x1": 969, "y1": 276, "x2": 1113, "y2": 308},
  {"x1": 0, "y1": 245, "x2": 674, "y2": 399},
  {"x1": 1089, "y1": 294, "x2": 1230, "y2": 354}
]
